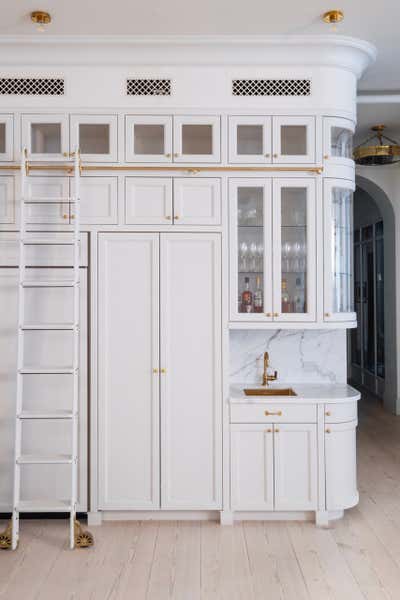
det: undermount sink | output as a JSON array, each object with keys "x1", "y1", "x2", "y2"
[{"x1": 243, "y1": 387, "x2": 297, "y2": 397}]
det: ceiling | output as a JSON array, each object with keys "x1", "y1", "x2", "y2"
[{"x1": 0, "y1": 1, "x2": 399, "y2": 91}]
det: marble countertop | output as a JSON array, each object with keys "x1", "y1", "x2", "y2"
[{"x1": 230, "y1": 383, "x2": 361, "y2": 404}]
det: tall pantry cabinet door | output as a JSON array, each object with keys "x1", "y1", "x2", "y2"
[
  {"x1": 160, "y1": 233, "x2": 222, "y2": 509},
  {"x1": 98, "y1": 233, "x2": 160, "y2": 509}
]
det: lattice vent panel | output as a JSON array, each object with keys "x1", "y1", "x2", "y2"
[
  {"x1": 232, "y1": 79, "x2": 311, "y2": 96},
  {"x1": 0, "y1": 78, "x2": 64, "y2": 95},
  {"x1": 127, "y1": 79, "x2": 172, "y2": 96}
]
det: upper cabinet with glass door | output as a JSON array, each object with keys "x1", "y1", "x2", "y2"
[
  {"x1": 70, "y1": 115, "x2": 118, "y2": 162},
  {"x1": 323, "y1": 179, "x2": 356, "y2": 323},
  {"x1": 323, "y1": 117, "x2": 354, "y2": 167},
  {"x1": 0, "y1": 115, "x2": 14, "y2": 162},
  {"x1": 272, "y1": 116, "x2": 315, "y2": 164},
  {"x1": 125, "y1": 115, "x2": 220, "y2": 163},
  {"x1": 229, "y1": 116, "x2": 272, "y2": 163},
  {"x1": 21, "y1": 114, "x2": 69, "y2": 160}
]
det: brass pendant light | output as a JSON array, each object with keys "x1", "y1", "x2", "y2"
[{"x1": 354, "y1": 125, "x2": 400, "y2": 166}]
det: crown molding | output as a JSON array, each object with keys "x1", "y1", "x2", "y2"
[{"x1": 0, "y1": 34, "x2": 376, "y2": 77}]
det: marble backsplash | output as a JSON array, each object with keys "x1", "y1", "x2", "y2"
[{"x1": 230, "y1": 329, "x2": 347, "y2": 384}]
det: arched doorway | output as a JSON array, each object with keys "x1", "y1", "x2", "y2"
[{"x1": 349, "y1": 176, "x2": 397, "y2": 413}]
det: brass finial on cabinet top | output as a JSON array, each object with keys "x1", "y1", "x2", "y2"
[
  {"x1": 30, "y1": 11, "x2": 51, "y2": 31},
  {"x1": 322, "y1": 10, "x2": 344, "y2": 25}
]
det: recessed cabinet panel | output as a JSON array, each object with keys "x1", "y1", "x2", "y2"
[
  {"x1": 173, "y1": 116, "x2": 220, "y2": 163},
  {"x1": 324, "y1": 179, "x2": 356, "y2": 322},
  {"x1": 125, "y1": 177, "x2": 173, "y2": 225},
  {"x1": 72, "y1": 176, "x2": 118, "y2": 224},
  {"x1": 25, "y1": 177, "x2": 70, "y2": 225},
  {"x1": 21, "y1": 114, "x2": 69, "y2": 160},
  {"x1": 70, "y1": 115, "x2": 118, "y2": 162},
  {"x1": 0, "y1": 115, "x2": 13, "y2": 161},
  {"x1": 98, "y1": 234, "x2": 160, "y2": 509},
  {"x1": 231, "y1": 425, "x2": 274, "y2": 511},
  {"x1": 274, "y1": 423, "x2": 317, "y2": 510},
  {"x1": 173, "y1": 178, "x2": 221, "y2": 225},
  {"x1": 229, "y1": 116, "x2": 272, "y2": 164},
  {"x1": 125, "y1": 115, "x2": 172, "y2": 162},
  {"x1": 0, "y1": 176, "x2": 15, "y2": 224},
  {"x1": 325, "y1": 420, "x2": 358, "y2": 510},
  {"x1": 323, "y1": 117, "x2": 354, "y2": 166},
  {"x1": 273, "y1": 117, "x2": 315, "y2": 164}
]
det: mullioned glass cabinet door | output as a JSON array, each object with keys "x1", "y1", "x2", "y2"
[
  {"x1": 323, "y1": 117, "x2": 354, "y2": 167},
  {"x1": 173, "y1": 116, "x2": 221, "y2": 163},
  {"x1": 125, "y1": 115, "x2": 173, "y2": 163},
  {"x1": 0, "y1": 115, "x2": 14, "y2": 161},
  {"x1": 228, "y1": 116, "x2": 272, "y2": 164},
  {"x1": 70, "y1": 114, "x2": 118, "y2": 162},
  {"x1": 323, "y1": 179, "x2": 356, "y2": 322},
  {"x1": 21, "y1": 114, "x2": 69, "y2": 161},
  {"x1": 272, "y1": 179, "x2": 316, "y2": 322},
  {"x1": 272, "y1": 116, "x2": 315, "y2": 164},
  {"x1": 229, "y1": 179, "x2": 273, "y2": 321}
]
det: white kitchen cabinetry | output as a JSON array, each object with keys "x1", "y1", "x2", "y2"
[
  {"x1": 98, "y1": 232, "x2": 222, "y2": 511},
  {"x1": 0, "y1": 114, "x2": 14, "y2": 161},
  {"x1": 272, "y1": 116, "x2": 315, "y2": 164},
  {"x1": 25, "y1": 176, "x2": 70, "y2": 225},
  {"x1": 173, "y1": 178, "x2": 221, "y2": 225},
  {"x1": 228, "y1": 116, "x2": 272, "y2": 164},
  {"x1": 125, "y1": 177, "x2": 173, "y2": 224},
  {"x1": 21, "y1": 114, "x2": 69, "y2": 160},
  {"x1": 230, "y1": 177, "x2": 316, "y2": 322},
  {"x1": 325, "y1": 420, "x2": 358, "y2": 510},
  {"x1": 0, "y1": 176, "x2": 15, "y2": 224},
  {"x1": 125, "y1": 115, "x2": 173, "y2": 162},
  {"x1": 72, "y1": 176, "x2": 118, "y2": 224},
  {"x1": 70, "y1": 114, "x2": 118, "y2": 162},
  {"x1": 323, "y1": 179, "x2": 356, "y2": 322},
  {"x1": 323, "y1": 117, "x2": 354, "y2": 167},
  {"x1": 173, "y1": 115, "x2": 221, "y2": 163}
]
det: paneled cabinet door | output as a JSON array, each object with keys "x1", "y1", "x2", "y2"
[
  {"x1": 272, "y1": 116, "x2": 315, "y2": 164},
  {"x1": 98, "y1": 233, "x2": 160, "y2": 509},
  {"x1": 125, "y1": 177, "x2": 173, "y2": 225},
  {"x1": 0, "y1": 176, "x2": 15, "y2": 224},
  {"x1": 25, "y1": 176, "x2": 71, "y2": 225},
  {"x1": 173, "y1": 178, "x2": 221, "y2": 225},
  {"x1": 125, "y1": 115, "x2": 172, "y2": 162},
  {"x1": 21, "y1": 114, "x2": 69, "y2": 160},
  {"x1": 0, "y1": 114, "x2": 14, "y2": 161},
  {"x1": 231, "y1": 425, "x2": 274, "y2": 511},
  {"x1": 173, "y1": 116, "x2": 221, "y2": 163},
  {"x1": 229, "y1": 179, "x2": 273, "y2": 321},
  {"x1": 72, "y1": 176, "x2": 118, "y2": 224},
  {"x1": 323, "y1": 117, "x2": 354, "y2": 167},
  {"x1": 228, "y1": 116, "x2": 272, "y2": 164},
  {"x1": 323, "y1": 179, "x2": 356, "y2": 322},
  {"x1": 325, "y1": 420, "x2": 358, "y2": 511},
  {"x1": 160, "y1": 233, "x2": 222, "y2": 509},
  {"x1": 70, "y1": 114, "x2": 118, "y2": 162},
  {"x1": 272, "y1": 178, "x2": 316, "y2": 322},
  {"x1": 274, "y1": 423, "x2": 318, "y2": 511}
]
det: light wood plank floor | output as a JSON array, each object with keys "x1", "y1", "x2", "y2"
[{"x1": 2, "y1": 392, "x2": 400, "y2": 600}]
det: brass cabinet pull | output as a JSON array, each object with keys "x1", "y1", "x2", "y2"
[
  {"x1": 174, "y1": 153, "x2": 179, "y2": 158},
  {"x1": 325, "y1": 411, "x2": 331, "y2": 416},
  {"x1": 275, "y1": 428, "x2": 280, "y2": 433},
  {"x1": 273, "y1": 312, "x2": 279, "y2": 317},
  {"x1": 265, "y1": 428, "x2": 272, "y2": 433},
  {"x1": 62, "y1": 214, "x2": 68, "y2": 220},
  {"x1": 165, "y1": 153, "x2": 171, "y2": 158},
  {"x1": 165, "y1": 215, "x2": 172, "y2": 220},
  {"x1": 265, "y1": 153, "x2": 270, "y2": 158},
  {"x1": 324, "y1": 154, "x2": 329, "y2": 159},
  {"x1": 264, "y1": 410, "x2": 282, "y2": 416},
  {"x1": 326, "y1": 428, "x2": 331, "y2": 434},
  {"x1": 265, "y1": 312, "x2": 272, "y2": 317},
  {"x1": 325, "y1": 312, "x2": 331, "y2": 318},
  {"x1": 71, "y1": 214, "x2": 75, "y2": 220},
  {"x1": 273, "y1": 153, "x2": 278, "y2": 158},
  {"x1": 174, "y1": 215, "x2": 180, "y2": 220},
  {"x1": 161, "y1": 368, "x2": 166, "y2": 374},
  {"x1": 153, "y1": 368, "x2": 159, "y2": 374}
]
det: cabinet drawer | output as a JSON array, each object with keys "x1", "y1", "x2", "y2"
[
  {"x1": 230, "y1": 403, "x2": 317, "y2": 424},
  {"x1": 324, "y1": 402, "x2": 357, "y2": 423}
]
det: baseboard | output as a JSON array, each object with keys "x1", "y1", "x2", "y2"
[
  {"x1": 99, "y1": 510, "x2": 220, "y2": 521},
  {"x1": 233, "y1": 511, "x2": 314, "y2": 521}
]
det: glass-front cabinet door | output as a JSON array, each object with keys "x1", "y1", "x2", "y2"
[
  {"x1": 125, "y1": 115, "x2": 172, "y2": 162},
  {"x1": 272, "y1": 179, "x2": 316, "y2": 321},
  {"x1": 21, "y1": 114, "x2": 69, "y2": 160},
  {"x1": 173, "y1": 116, "x2": 220, "y2": 163},
  {"x1": 228, "y1": 116, "x2": 272, "y2": 163},
  {"x1": 70, "y1": 114, "x2": 118, "y2": 162},
  {"x1": 324, "y1": 179, "x2": 356, "y2": 322},
  {"x1": 229, "y1": 179, "x2": 273, "y2": 321},
  {"x1": 0, "y1": 114, "x2": 13, "y2": 161},
  {"x1": 323, "y1": 117, "x2": 354, "y2": 166},
  {"x1": 272, "y1": 116, "x2": 315, "y2": 164}
]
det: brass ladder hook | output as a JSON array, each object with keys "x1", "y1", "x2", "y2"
[{"x1": 74, "y1": 520, "x2": 94, "y2": 548}]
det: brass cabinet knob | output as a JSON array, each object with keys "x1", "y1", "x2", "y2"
[
  {"x1": 274, "y1": 312, "x2": 279, "y2": 317},
  {"x1": 324, "y1": 154, "x2": 329, "y2": 160},
  {"x1": 265, "y1": 312, "x2": 272, "y2": 317},
  {"x1": 62, "y1": 214, "x2": 68, "y2": 220},
  {"x1": 71, "y1": 215, "x2": 75, "y2": 220},
  {"x1": 153, "y1": 368, "x2": 158, "y2": 374},
  {"x1": 326, "y1": 428, "x2": 331, "y2": 434},
  {"x1": 325, "y1": 411, "x2": 331, "y2": 416},
  {"x1": 174, "y1": 153, "x2": 179, "y2": 158},
  {"x1": 161, "y1": 368, "x2": 166, "y2": 374},
  {"x1": 165, "y1": 215, "x2": 172, "y2": 220},
  {"x1": 174, "y1": 215, "x2": 180, "y2": 220},
  {"x1": 265, "y1": 153, "x2": 270, "y2": 158},
  {"x1": 325, "y1": 312, "x2": 331, "y2": 318},
  {"x1": 273, "y1": 153, "x2": 278, "y2": 158},
  {"x1": 165, "y1": 153, "x2": 171, "y2": 158},
  {"x1": 265, "y1": 428, "x2": 272, "y2": 433},
  {"x1": 264, "y1": 410, "x2": 282, "y2": 416},
  {"x1": 275, "y1": 428, "x2": 280, "y2": 433}
]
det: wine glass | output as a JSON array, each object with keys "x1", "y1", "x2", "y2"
[
  {"x1": 256, "y1": 243, "x2": 264, "y2": 272},
  {"x1": 239, "y1": 241, "x2": 248, "y2": 272},
  {"x1": 249, "y1": 242, "x2": 257, "y2": 272}
]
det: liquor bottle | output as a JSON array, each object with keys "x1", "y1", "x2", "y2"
[
  {"x1": 254, "y1": 276, "x2": 263, "y2": 313},
  {"x1": 281, "y1": 278, "x2": 292, "y2": 313},
  {"x1": 241, "y1": 277, "x2": 253, "y2": 313}
]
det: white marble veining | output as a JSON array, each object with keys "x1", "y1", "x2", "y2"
[{"x1": 230, "y1": 329, "x2": 347, "y2": 385}]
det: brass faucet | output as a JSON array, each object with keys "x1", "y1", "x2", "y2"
[{"x1": 262, "y1": 351, "x2": 278, "y2": 386}]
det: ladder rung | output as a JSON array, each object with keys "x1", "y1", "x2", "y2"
[
  {"x1": 20, "y1": 323, "x2": 78, "y2": 330},
  {"x1": 21, "y1": 281, "x2": 79, "y2": 288},
  {"x1": 19, "y1": 367, "x2": 78, "y2": 374},
  {"x1": 18, "y1": 410, "x2": 75, "y2": 419},
  {"x1": 17, "y1": 454, "x2": 74, "y2": 465},
  {"x1": 23, "y1": 197, "x2": 75, "y2": 203},
  {"x1": 21, "y1": 239, "x2": 78, "y2": 245},
  {"x1": 17, "y1": 500, "x2": 72, "y2": 513}
]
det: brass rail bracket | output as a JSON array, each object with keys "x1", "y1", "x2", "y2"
[
  {"x1": 74, "y1": 520, "x2": 94, "y2": 548},
  {"x1": 0, "y1": 520, "x2": 12, "y2": 550}
]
